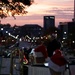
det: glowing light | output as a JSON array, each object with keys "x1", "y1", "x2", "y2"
[
  {"x1": 72, "y1": 41, "x2": 75, "y2": 43},
  {"x1": 1, "y1": 28, "x2": 3, "y2": 30}
]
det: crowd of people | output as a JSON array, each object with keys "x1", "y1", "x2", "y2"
[
  {"x1": 34, "y1": 34, "x2": 68, "y2": 75},
  {"x1": 0, "y1": 32, "x2": 68, "y2": 75}
]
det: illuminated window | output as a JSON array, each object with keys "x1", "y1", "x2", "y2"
[
  {"x1": 72, "y1": 41, "x2": 75, "y2": 43},
  {"x1": 64, "y1": 32, "x2": 66, "y2": 34},
  {"x1": 50, "y1": 17, "x2": 54, "y2": 19},
  {"x1": 46, "y1": 17, "x2": 49, "y2": 19}
]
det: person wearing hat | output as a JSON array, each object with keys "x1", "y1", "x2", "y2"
[{"x1": 45, "y1": 34, "x2": 67, "y2": 75}]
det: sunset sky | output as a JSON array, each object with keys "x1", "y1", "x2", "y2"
[{"x1": 0, "y1": 0, "x2": 74, "y2": 27}]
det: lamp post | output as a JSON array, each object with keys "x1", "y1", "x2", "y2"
[
  {"x1": 10, "y1": 48, "x2": 23, "y2": 75},
  {"x1": 9, "y1": 40, "x2": 24, "y2": 75},
  {"x1": 10, "y1": 51, "x2": 13, "y2": 75}
]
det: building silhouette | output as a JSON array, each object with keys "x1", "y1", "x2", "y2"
[
  {"x1": 20, "y1": 24, "x2": 43, "y2": 37},
  {"x1": 58, "y1": 22, "x2": 75, "y2": 49},
  {"x1": 43, "y1": 16, "x2": 55, "y2": 31}
]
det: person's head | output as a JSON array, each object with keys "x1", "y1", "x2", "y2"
[
  {"x1": 42, "y1": 35, "x2": 51, "y2": 46},
  {"x1": 36, "y1": 39, "x2": 43, "y2": 45},
  {"x1": 51, "y1": 34, "x2": 57, "y2": 39},
  {"x1": 49, "y1": 34, "x2": 57, "y2": 41},
  {"x1": 46, "y1": 34, "x2": 55, "y2": 42},
  {"x1": 46, "y1": 35, "x2": 52, "y2": 41}
]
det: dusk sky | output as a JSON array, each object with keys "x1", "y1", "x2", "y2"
[{"x1": 0, "y1": 0, "x2": 74, "y2": 27}]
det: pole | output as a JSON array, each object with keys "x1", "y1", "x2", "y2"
[
  {"x1": 10, "y1": 52, "x2": 13, "y2": 75},
  {"x1": 74, "y1": 0, "x2": 75, "y2": 19},
  {"x1": 72, "y1": 0, "x2": 75, "y2": 22},
  {"x1": 19, "y1": 49, "x2": 23, "y2": 75}
]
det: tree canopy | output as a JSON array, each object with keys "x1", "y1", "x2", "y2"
[{"x1": 0, "y1": 0, "x2": 34, "y2": 19}]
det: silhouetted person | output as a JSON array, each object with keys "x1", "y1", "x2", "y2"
[
  {"x1": 24, "y1": 48, "x2": 32, "y2": 60},
  {"x1": 47, "y1": 35, "x2": 61, "y2": 57},
  {"x1": 45, "y1": 35, "x2": 67, "y2": 75}
]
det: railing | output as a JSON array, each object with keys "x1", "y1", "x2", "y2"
[
  {"x1": 0, "y1": 57, "x2": 2, "y2": 74},
  {"x1": 64, "y1": 57, "x2": 75, "y2": 75}
]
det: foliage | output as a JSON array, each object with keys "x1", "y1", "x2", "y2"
[{"x1": 0, "y1": 0, "x2": 34, "y2": 19}]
